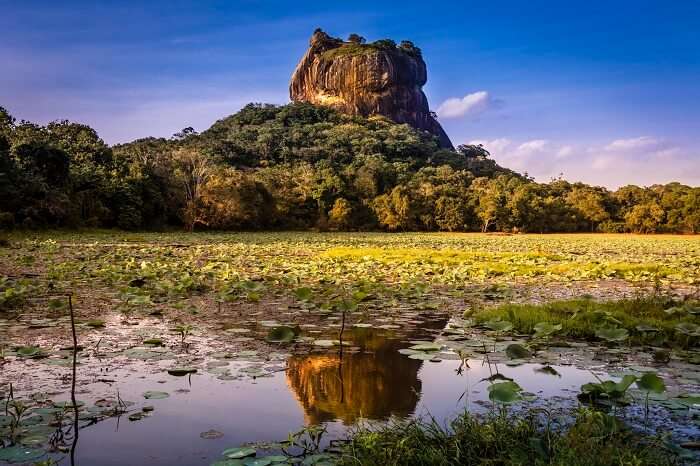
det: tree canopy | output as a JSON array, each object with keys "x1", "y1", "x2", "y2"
[{"x1": 0, "y1": 103, "x2": 697, "y2": 233}]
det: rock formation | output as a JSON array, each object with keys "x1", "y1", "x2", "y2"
[{"x1": 290, "y1": 29, "x2": 453, "y2": 149}]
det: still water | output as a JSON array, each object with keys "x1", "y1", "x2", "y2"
[{"x1": 67, "y1": 328, "x2": 595, "y2": 466}]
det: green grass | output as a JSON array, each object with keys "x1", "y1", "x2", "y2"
[
  {"x1": 475, "y1": 296, "x2": 699, "y2": 345},
  {"x1": 320, "y1": 43, "x2": 383, "y2": 60},
  {"x1": 339, "y1": 409, "x2": 679, "y2": 466},
  {"x1": 319, "y1": 42, "x2": 416, "y2": 61}
]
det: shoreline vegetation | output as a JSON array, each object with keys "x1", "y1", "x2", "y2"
[
  {"x1": 1, "y1": 103, "x2": 698, "y2": 234},
  {"x1": 336, "y1": 408, "x2": 683, "y2": 466}
]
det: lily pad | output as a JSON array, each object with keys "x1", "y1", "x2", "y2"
[
  {"x1": 408, "y1": 352, "x2": 440, "y2": 360},
  {"x1": 505, "y1": 344, "x2": 532, "y2": 359},
  {"x1": 15, "y1": 346, "x2": 47, "y2": 359},
  {"x1": 200, "y1": 429, "x2": 224, "y2": 439},
  {"x1": 167, "y1": 367, "x2": 198, "y2": 376},
  {"x1": 223, "y1": 447, "x2": 257, "y2": 459},
  {"x1": 676, "y1": 322, "x2": 700, "y2": 337},
  {"x1": 313, "y1": 339, "x2": 338, "y2": 347},
  {"x1": 636, "y1": 373, "x2": 666, "y2": 394},
  {"x1": 488, "y1": 381, "x2": 523, "y2": 404},
  {"x1": 124, "y1": 347, "x2": 173, "y2": 360},
  {"x1": 533, "y1": 322, "x2": 562, "y2": 337},
  {"x1": 143, "y1": 391, "x2": 170, "y2": 400},
  {"x1": 86, "y1": 319, "x2": 106, "y2": 328},
  {"x1": 266, "y1": 326, "x2": 299, "y2": 343},
  {"x1": 664, "y1": 306, "x2": 687, "y2": 317},
  {"x1": 0, "y1": 445, "x2": 45, "y2": 463},
  {"x1": 635, "y1": 324, "x2": 659, "y2": 333},
  {"x1": 259, "y1": 456, "x2": 288, "y2": 463},
  {"x1": 483, "y1": 319, "x2": 513, "y2": 332},
  {"x1": 409, "y1": 342, "x2": 442, "y2": 352},
  {"x1": 595, "y1": 327, "x2": 629, "y2": 342},
  {"x1": 53, "y1": 400, "x2": 85, "y2": 409},
  {"x1": 676, "y1": 394, "x2": 700, "y2": 407},
  {"x1": 535, "y1": 365, "x2": 561, "y2": 377},
  {"x1": 244, "y1": 459, "x2": 273, "y2": 466},
  {"x1": 294, "y1": 287, "x2": 313, "y2": 301}
]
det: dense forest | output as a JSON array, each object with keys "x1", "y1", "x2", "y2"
[{"x1": 0, "y1": 103, "x2": 698, "y2": 233}]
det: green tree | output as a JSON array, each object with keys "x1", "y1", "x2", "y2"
[
  {"x1": 470, "y1": 176, "x2": 515, "y2": 232},
  {"x1": 328, "y1": 198, "x2": 354, "y2": 230},
  {"x1": 46, "y1": 120, "x2": 112, "y2": 167},
  {"x1": 398, "y1": 40, "x2": 421, "y2": 56},
  {"x1": 624, "y1": 202, "x2": 665, "y2": 233},
  {"x1": 681, "y1": 188, "x2": 700, "y2": 233},
  {"x1": 173, "y1": 148, "x2": 212, "y2": 231},
  {"x1": 372, "y1": 39, "x2": 397, "y2": 50},
  {"x1": 372, "y1": 185, "x2": 415, "y2": 231},
  {"x1": 434, "y1": 196, "x2": 467, "y2": 231},
  {"x1": 347, "y1": 34, "x2": 366, "y2": 44},
  {"x1": 566, "y1": 185, "x2": 610, "y2": 231}
]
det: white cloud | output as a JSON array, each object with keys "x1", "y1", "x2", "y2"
[
  {"x1": 516, "y1": 139, "x2": 548, "y2": 155},
  {"x1": 604, "y1": 136, "x2": 660, "y2": 152},
  {"x1": 461, "y1": 136, "x2": 699, "y2": 188},
  {"x1": 468, "y1": 138, "x2": 511, "y2": 155},
  {"x1": 556, "y1": 145, "x2": 574, "y2": 159},
  {"x1": 437, "y1": 91, "x2": 492, "y2": 119},
  {"x1": 653, "y1": 147, "x2": 681, "y2": 158},
  {"x1": 591, "y1": 156, "x2": 613, "y2": 170}
]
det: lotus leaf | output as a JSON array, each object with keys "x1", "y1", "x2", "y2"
[
  {"x1": 143, "y1": 391, "x2": 170, "y2": 399},
  {"x1": 488, "y1": 381, "x2": 523, "y2": 404},
  {"x1": 505, "y1": 344, "x2": 532, "y2": 359},
  {"x1": 595, "y1": 327, "x2": 629, "y2": 342},
  {"x1": 0, "y1": 445, "x2": 45, "y2": 463},
  {"x1": 533, "y1": 322, "x2": 562, "y2": 337},
  {"x1": 409, "y1": 342, "x2": 442, "y2": 352},
  {"x1": 266, "y1": 326, "x2": 299, "y2": 343},
  {"x1": 167, "y1": 367, "x2": 197, "y2": 376},
  {"x1": 676, "y1": 322, "x2": 700, "y2": 337},
  {"x1": 483, "y1": 319, "x2": 513, "y2": 332},
  {"x1": 636, "y1": 373, "x2": 666, "y2": 394},
  {"x1": 223, "y1": 447, "x2": 257, "y2": 459}
]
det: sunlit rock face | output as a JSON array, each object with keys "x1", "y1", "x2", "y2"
[
  {"x1": 285, "y1": 329, "x2": 422, "y2": 425},
  {"x1": 290, "y1": 29, "x2": 454, "y2": 149}
]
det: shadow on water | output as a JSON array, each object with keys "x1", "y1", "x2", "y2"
[{"x1": 286, "y1": 314, "x2": 448, "y2": 425}]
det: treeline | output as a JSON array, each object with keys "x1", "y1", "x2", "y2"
[{"x1": 0, "y1": 103, "x2": 698, "y2": 233}]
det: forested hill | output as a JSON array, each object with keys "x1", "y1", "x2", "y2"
[{"x1": 0, "y1": 103, "x2": 698, "y2": 233}]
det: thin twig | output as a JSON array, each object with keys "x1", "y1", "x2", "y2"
[{"x1": 68, "y1": 294, "x2": 79, "y2": 466}]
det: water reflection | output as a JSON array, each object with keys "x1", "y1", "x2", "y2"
[{"x1": 286, "y1": 317, "x2": 447, "y2": 425}]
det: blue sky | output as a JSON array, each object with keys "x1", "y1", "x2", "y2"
[{"x1": 2, "y1": 0, "x2": 699, "y2": 187}]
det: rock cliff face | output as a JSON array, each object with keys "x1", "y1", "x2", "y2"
[{"x1": 290, "y1": 30, "x2": 453, "y2": 149}]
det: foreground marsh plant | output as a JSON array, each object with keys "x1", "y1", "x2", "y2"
[{"x1": 337, "y1": 408, "x2": 678, "y2": 466}]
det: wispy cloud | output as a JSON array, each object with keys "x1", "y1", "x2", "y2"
[
  {"x1": 516, "y1": 139, "x2": 548, "y2": 155},
  {"x1": 556, "y1": 145, "x2": 574, "y2": 159},
  {"x1": 467, "y1": 136, "x2": 700, "y2": 188},
  {"x1": 604, "y1": 136, "x2": 660, "y2": 152},
  {"x1": 436, "y1": 91, "x2": 494, "y2": 119}
]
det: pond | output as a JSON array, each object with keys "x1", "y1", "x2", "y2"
[{"x1": 2, "y1": 314, "x2": 698, "y2": 465}]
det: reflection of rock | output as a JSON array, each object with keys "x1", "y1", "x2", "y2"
[{"x1": 285, "y1": 320, "x2": 446, "y2": 425}]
